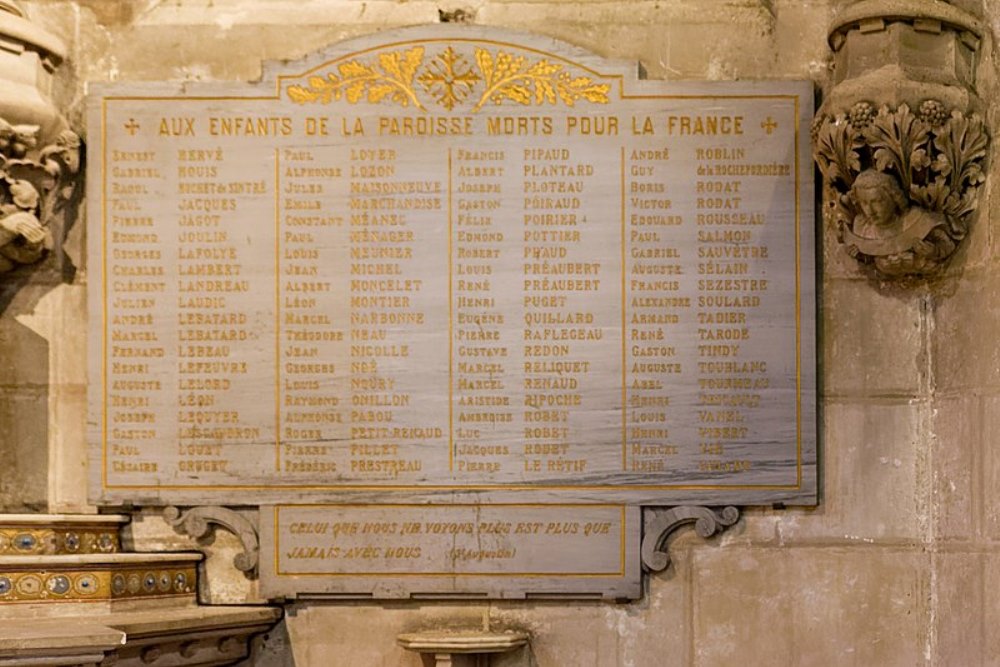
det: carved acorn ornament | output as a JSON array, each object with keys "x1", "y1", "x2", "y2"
[{"x1": 813, "y1": 100, "x2": 988, "y2": 278}]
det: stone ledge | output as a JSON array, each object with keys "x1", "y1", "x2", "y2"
[
  {"x1": 0, "y1": 605, "x2": 281, "y2": 666},
  {"x1": 95, "y1": 604, "x2": 282, "y2": 638},
  {"x1": 95, "y1": 605, "x2": 281, "y2": 666},
  {"x1": 397, "y1": 629, "x2": 529, "y2": 654},
  {"x1": 0, "y1": 618, "x2": 124, "y2": 666}
]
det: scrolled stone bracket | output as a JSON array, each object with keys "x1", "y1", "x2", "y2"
[
  {"x1": 163, "y1": 506, "x2": 259, "y2": 579},
  {"x1": 640, "y1": 506, "x2": 739, "y2": 573}
]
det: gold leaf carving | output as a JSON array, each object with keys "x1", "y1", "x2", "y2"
[
  {"x1": 288, "y1": 46, "x2": 426, "y2": 109},
  {"x1": 288, "y1": 44, "x2": 610, "y2": 112},
  {"x1": 472, "y1": 47, "x2": 609, "y2": 110}
]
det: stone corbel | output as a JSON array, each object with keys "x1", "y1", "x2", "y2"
[
  {"x1": 640, "y1": 506, "x2": 739, "y2": 573},
  {"x1": 163, "y1": 506, "x2": 259, "y2": 579},
  {"x1": 812, "y1": 0, "x2": 988, "y2": 280}
]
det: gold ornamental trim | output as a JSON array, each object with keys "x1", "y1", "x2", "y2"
[
  {"x1": 0, "y1": 527, "x2": 120, "y2": 555},
  {"x1": 0, "y1": 565, "x2": 196, "y2": 603},
  {"x1": 287, "y1": 44, "x2": 610, "y2": 111}
]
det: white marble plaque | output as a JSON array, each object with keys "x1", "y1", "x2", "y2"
[{"x1": 87, "y1": 25, "x2": 816, "y2": 508}]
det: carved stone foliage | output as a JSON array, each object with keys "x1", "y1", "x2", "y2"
[
  {"x1": 816, "y1": 0, "x2": 988, "y2": 280},
  {"x1": 813, "y1": 101, "x2": 988, "y2": 278},
  {"x1": 164, "y1": 506, "x2": 260, "y2": 578},
  {"x1": 641, "y1": 506, "x2": 739, "y2": 573},
  {"x1": 0, "y1": 122, "x2": 81, "y2": 291}
]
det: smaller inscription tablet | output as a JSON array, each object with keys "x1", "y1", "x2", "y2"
[{"x1": 260, "y1": 504, "x2": 641, "y2": 600}]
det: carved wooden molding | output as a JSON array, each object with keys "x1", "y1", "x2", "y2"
[
  {"x1": 163, "y1": 506, "x2": 259, "y2": 578},
  {"x1": 640, "y1": 506, "x2": 739, "y2": 573}
]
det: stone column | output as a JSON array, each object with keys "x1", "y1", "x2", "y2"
[{"x1": 813, "y1": 1, "x2": 999, "y2": 663}]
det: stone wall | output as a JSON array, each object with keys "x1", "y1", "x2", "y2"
[{"x1": 3, "y1": 0, "x2": 997, "y2": 664}]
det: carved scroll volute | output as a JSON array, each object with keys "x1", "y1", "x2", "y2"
[
  {"x1": 641, "y1": 506, "x2": 739, "y2": 573},
  {"x1": 164, "y1": 506, "x2": 260, "y2": 579},
  {"x1": 813, "y1": 0, "x2": 989, "y2": 280}
]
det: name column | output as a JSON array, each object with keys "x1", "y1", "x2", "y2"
[
  {"x1": 520, "y1": 146, "x2": 613, "y2": 480},
  {"x1": 104, "y1": 147, "x2": 170, "y2": 480},
  {"x1": 174, "y1": 141, "x2": 275, "y2": 481},
  {"x1": 347, "y1": 147, "x2": 445, "y2": 483},
  {"x1": 451, "y1": 147, "x2": 513, "y2": 478},
  {"x1": 277, "y1": 146, "x2": 347, "y2": 476},
  {"x1": 623, "y1": 145, "x2": 686, "y2": 473}
]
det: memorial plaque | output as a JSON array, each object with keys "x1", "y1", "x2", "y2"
[
  {"x1": 260, "y1": 504, "x2": 640, "y2": 599},
  {"x1": 87, "y1": 25, "x2": 816, "y2": 510}
]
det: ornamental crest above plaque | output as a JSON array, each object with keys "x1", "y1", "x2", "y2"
[
  {"x1": 287, "y1": 43, "x2": 610, "y2": 111},
  {"x1": 88, "y1": 26, "x2": 816, "y2": 514}
]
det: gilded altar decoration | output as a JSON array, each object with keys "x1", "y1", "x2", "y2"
[
  {"x1": 0, "y1": 121, "x2": 81, "y2": 276},
  {"x1": 0, "y1": 527, "x2": 119, "y2": 555},
  {"x1": 813, "y1": 101, "x2": 988, "y2": 278},
  {"x1": 0, "y1": 565, "x2": 195, "y2": 603},
  {"x1": 287, "y1": 44, "x2": 610, "y2": 111}
]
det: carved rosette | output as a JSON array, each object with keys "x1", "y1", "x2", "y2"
[{"x1": 814, "y1": 0, "x2": 988, "y2": 279}]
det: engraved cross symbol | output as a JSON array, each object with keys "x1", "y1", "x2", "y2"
[
  {"x1": 124, "y1": 118, "x2": 140, "y2": 135},
  {"x1": 761, "y1": 117, "x2": 778, "y2": 134}
]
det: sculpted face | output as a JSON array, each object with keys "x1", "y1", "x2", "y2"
[{"x1": 855, "y1": 187, "x2": 897, "y2": 228}]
